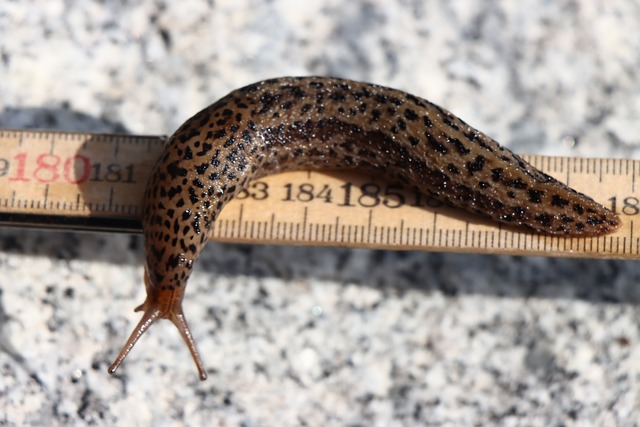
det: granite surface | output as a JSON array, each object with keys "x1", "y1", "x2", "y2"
[{"x1": 2, "y1": 1, "x2": 640, "y2": 426}]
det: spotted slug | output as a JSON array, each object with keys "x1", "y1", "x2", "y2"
[{"x1": 107, "y1": 76, "x2": 621, "y2": 380}]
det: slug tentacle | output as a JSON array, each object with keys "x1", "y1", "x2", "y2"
[
  {"x1": 109, "y1": 76, "x2": 620, "y2": 379},
  {"x1": 108, "y1": 270, "x2": 207, "y2": 380}
]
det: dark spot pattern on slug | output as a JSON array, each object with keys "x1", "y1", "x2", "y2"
[
  {"x1": 166, "y1": 162, "x2": 188, "y2": 179},
  {"x1": 528, "y1": 189, "x2": 544, "y2": 204},
  {"x1": 466, "y1": 155, "x2": 485, "y2": 174},
  {"x1": 142, "y1": 75, "x2": 621, "y2": 293},
  {"x1": 427, "y1": 134, "x2": 448, "y2": 154},
  {"x1": 448, "y1": 164, "x2": 460, "y2": 174},
  {"x1": 536, "y1": 213, "x2": 553, "y2": 227},
  {"x1": 552, "y1": 194, "x2": 570, "y2": 207},
  {"x1": 132, "y1": 76, "x2": 621, "y2": 379},
  {"x1": 404, "y1": 109, "x2": 418, "y2": 121},
  {"x1": 449, "y1": 138, "x2": 471, "y2": 156},
  {"x1": 510, "y1": 179, "x2": 528, "y2": 190}
]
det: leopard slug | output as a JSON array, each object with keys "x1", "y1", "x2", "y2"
[{"x1": 108, "y1": 76, "x2": 621, "y2": 380}]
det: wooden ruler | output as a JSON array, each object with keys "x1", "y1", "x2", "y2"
[{"x1": 0, "y1": 129, "x2": 637, "y2": 260}]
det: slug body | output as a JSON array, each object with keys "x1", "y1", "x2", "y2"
[{"x1": 108, "y1": 77, "x2": 620, "y2": 379}]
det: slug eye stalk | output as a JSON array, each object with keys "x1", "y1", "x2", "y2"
[{"x1": 109, "y1": 270, "x2": 207, "y2": 380}]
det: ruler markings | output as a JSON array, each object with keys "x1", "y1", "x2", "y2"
[
  {"x1": 269, "y1": 213, "x2": 275, "y2": 240},
  {"x1": 302, "y1": 207, "x2": 308, "y2": 241},
  {"x1": 238, "y1": 203, "x2": 246, "y2": 237},
  {"x1": 0, "y1": 129, "x2": 637, "y2": 260},
  {"x1": 598, "y1": 158, "x2": 602, "y2": 182},
  {"x1": 48, "y1": 134, "x2": 55, "y2": 155},
  {"x1": 222, "y1": 219, "x2": 229, "y2": 239},
  {"x1": 275, "y1": 219, "x2": 281, "y2": 240}
]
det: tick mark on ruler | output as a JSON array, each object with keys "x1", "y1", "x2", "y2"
[
  {"x1": 269, "y1": 213, "x2": 275, "y2": 240},
  {"x1": 108, "y1": 187, "x2": 115, "y2": 210},
  {"x1": 302, "y1": 207, "x2": 308, "y2": 240},
  {"x1": 237, "y1": 204, "x2": 244, "y2": 237},
  {"x1": 113, "y1": 138, "x2": 121, "y2": 158}
]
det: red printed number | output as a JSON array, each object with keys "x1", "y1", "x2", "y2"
[
  {"x1": 64, "y1": 155, "x2": 91, "y2": 183},
  {"x1": 9, "y1": 153, "x2": 92, "y2": 184},
  {"x1": 8, "y1": 153, "x2": 29, "y2": 182}
]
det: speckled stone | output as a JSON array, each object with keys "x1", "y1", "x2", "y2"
[{"x1": 1, "y1": 1, "x2": 640, "y2": 426}]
